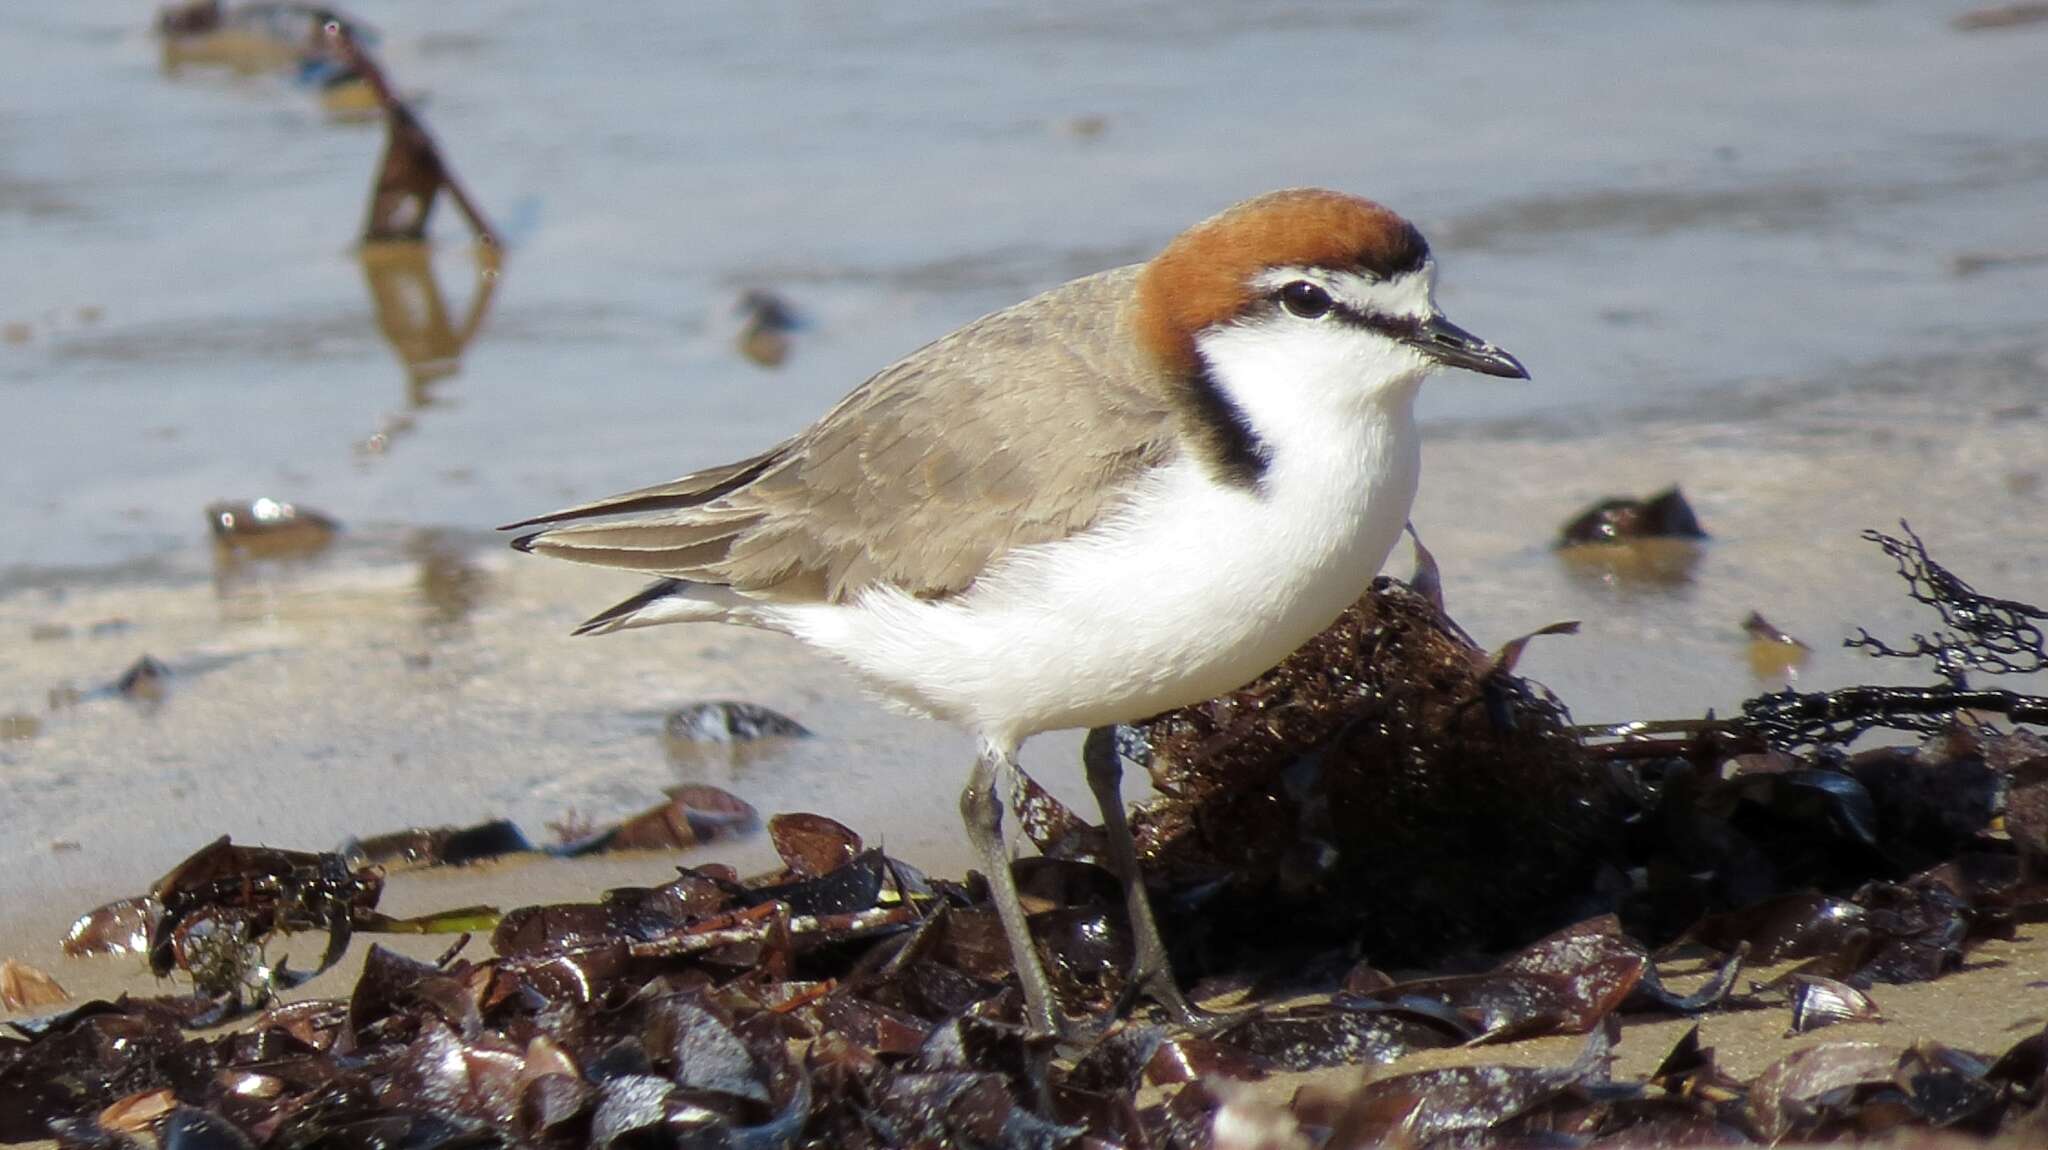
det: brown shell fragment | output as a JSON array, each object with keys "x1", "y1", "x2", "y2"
[
  {"x1": 1745, "y1": 609, "x2": 1813, "y2": 680},
  {"x1": 600, "y1": 785, "x2": 760, "y2": 852},
  {"x1": 63, "y1": 897, "x2": 159, "y2": 957},
  {"x1": 0, "y1": 959, "x2": 71, "y2": 1011},
  {"x1": 1747, "y1": 1041, "x2": 1901, "y2": 1141},
  {"x1": 768, "y1": 812, "x2": 863, "y2": 877},
  {"x1": 98, "y1": 1087, "x2": 178, "y2": 1133},
  {"x1": 1558, "y1": 485, "x2": 1707, "y2": 545},
  {"x1": 206, "y1": 498, "x2": 339, "y2": 559}
]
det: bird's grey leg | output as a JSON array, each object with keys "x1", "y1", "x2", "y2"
[
  {"x1": 961, "y1": 741, "x2": 1064, "y2": 1040},
  {"x1": 1082, "y1": 726, "x2": 1210, "y2": 1028}
]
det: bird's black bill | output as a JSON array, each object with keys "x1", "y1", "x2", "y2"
[{"x1": 1408, "y1": 315, "x2": 1529, "y2": 379}]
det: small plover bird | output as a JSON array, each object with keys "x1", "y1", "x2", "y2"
[{"x1": 505, "y1": 189, "x2": 1526, "y2": 1037}]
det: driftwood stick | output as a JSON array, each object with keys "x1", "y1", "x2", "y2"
[{"x1": 326, "y1": 21, "x2": 499, "y2": 247}]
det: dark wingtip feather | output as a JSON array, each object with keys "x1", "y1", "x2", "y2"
[
  {"x1": 571, "y1": 578, "x2": 685, "y2": 636},
  {"x1": 510, "y1": 532, "x2": 541, "y2": 553}
]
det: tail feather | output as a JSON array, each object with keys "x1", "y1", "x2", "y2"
[
  {"x1": 571, "y1": 578, "x2": 768, "y2": 636},
  {"x1": 498, "y1": 448, "x2": 785, "y2": 532},
  {"x1": 573, "y1": 579, "x2": 685, "y2": 636}
]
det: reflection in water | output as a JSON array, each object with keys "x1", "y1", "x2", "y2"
[
  {"x1": 1742, "y1": 610, "x2": 1812, "y2": 683},
  {"x1": 343, "y1": 14, "x2": 504, "y2": 457},
  {"x1": 1554, "y1": 486, "x2": 1708, "y2": 591},
  {"x1": 663, "y1": 723, "x2": 809, "y2": 788},
  {"x1": 1556, "y1": 538, "x2": 1704, "y2": 590},
  {"x1": 209, "y1": 497, "x2": 340, "y2": 594},
  {"x1": 360, "y1": 243, "x2": 500, "y2": 395},
  {"x1": 354, "y1": 242, "x2": 501, "y2": 455},
  {"x1": 735, "y1": 289, "x2": 800, "y2": 368},
  {"x1": 157, "y1": 3, "x2": 382, "y2": 123},
  {"x1": 157, "y1": 3, "x2": 332, "y2": 77},
  {"x1": 406, "y1": 529, "x2": 488, "y2": 629}
]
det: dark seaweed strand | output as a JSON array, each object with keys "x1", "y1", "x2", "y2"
[
  {"x1": 1737, "y1": 524, "x2": 2048, "y2": 748},
  {"x1": 1184, "y1": 350, "x2": 1272, "y2": 491},
  {"x1": 1845, "y1": 522, "x2": 2048, "y2": 683},
  {"x1": 1742, "y1": 684, "x2": 2048, "y2": 747}
]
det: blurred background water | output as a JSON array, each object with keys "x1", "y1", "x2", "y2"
[
  {"x1": 6, "y1": 1, "x2": 2045, "y2": 574},
  {"x1": 1, "y1": 1, "x2": 2045, "y2": 949}
]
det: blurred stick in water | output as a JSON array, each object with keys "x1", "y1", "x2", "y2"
[{"x1": 325, "y1": 21, "x2": 499, "y2": 247}]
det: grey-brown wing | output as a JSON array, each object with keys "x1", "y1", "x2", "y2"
[{"x1": 508, "y1": 266, "x2": 1177, "y2": 601}]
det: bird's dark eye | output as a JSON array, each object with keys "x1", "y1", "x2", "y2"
[{"x1": 1278, "y1": 280, "x2": 1333, "y2": 319}]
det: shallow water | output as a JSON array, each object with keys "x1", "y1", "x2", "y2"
[{"x1": 3, "y1": 2, "x2": 2047, "y2": 959}]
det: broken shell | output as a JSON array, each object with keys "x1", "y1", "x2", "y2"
[
  {"x1": 64, "y1": 896, "x2": 160, "y2": 956},
  {"x1": 1558, "y1": 486, "x2": 1707, "y2": 544},
  {"x1": 1744, "y1": 610, "x2": 1812, "y2": 681},
  {"x1": 1786, "y1": 973, "x2": 1883, "y2": 1035},
  {"x1": 206, "y1": 498, "x2": 339, "y2": 559},
  {"x1": 0, "y1": 958, "x2": 70, "y2": 1010},
  {"x1": 115, "y1": 654, "x2": 171, "y2": 703}
]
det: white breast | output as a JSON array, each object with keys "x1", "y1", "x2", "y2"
[{"x1": 772, "y1": 366, "x2": 1424, "y2": 746}]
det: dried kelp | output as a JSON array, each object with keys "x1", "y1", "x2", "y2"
[
  {"x1": 1108, "y1": 575, "x2": 1615, "y2": 969},
  {"x1": 1239, "y1": 1020, "x2": 2048, "y2": 1148},
  {"x1": 14, "y1": 526, "x2": 2048, "y2": 1144}
]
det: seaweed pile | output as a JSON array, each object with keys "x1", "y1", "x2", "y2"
[{"x1": 6, "y1": 527, "x2": 2048, "y2": 1146}]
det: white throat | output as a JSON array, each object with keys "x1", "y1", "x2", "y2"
[{"x1": 1193, "y1": 308, "x2": 1432, "y2": 448}]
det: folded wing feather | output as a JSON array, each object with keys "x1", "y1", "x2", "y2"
[{"x1": 505, "y1": 266, "x2": 1178, "y2": 605}]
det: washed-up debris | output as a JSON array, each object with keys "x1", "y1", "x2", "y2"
[
  {"x1": 1744, "y1": 525, "x2": 2048, "y2": 746},
  {"x1": 206, "y1": 497, "x2": 339, "y2": 559},
  {"x1": 20, "y1": 828, "x2": 1735, "y2": 1143},
  {"x1": 323, "y1": 23, "x2": 499, "y2": 247},
  {"x1": 1954, "y1": 248, "x2": 2048, "y2": 275},
  {"x1": 54, "y1": 838, "x2": 494, "y2": 1027},
  {"x1": 736, "y1": 289, "x2": 801, "y2": 367},
  {"x1": 1555, "y1": 486, "x2": 1707, "y2": 587},
  {"x1": 664, "y1": 700, "x2": 813, "y2": 772},
  {"x1": 1953, "y1": 2, "x2": 2048, "y2": 30},
  {"x1": 1784, "y1": 973, "x2": 1883, "y2": 1035},
  {"x1": 1559, "y1": 485, "x2": 1707, "y2": 545},
  {"x1": 155, "y1": 2, "x2": 362, "y2": 75},
  {"x1": 665, "y1": 700, "x2": 811, "y2": 744},
  {"x1": 0, "y1": 960, "x2": 68, "y2": 1011},
  {"x1": 556, "y1": 784, "x2": 761, "y2": 854},
  {"x1": 1744, "y1": 609, "x2": 1812, "y2": 680},
  {"x1": 1244, "y1": 1019, "x2": 2048, "y2": 1147},
  {"x1": 1063, "y1": 114, "x2": 1109, "y2": 139},
  {"x1": 13, "y1": 526, "x2": 2048, "y2": 1141},
  {"x1": 341, "y1": 819, "x2": 534, "y2": 869},
  {"x1": 1071, "y1": 576, "x2": 1611, "y2": 968},
  {"x1": 62, "y1": 897, "x2": 156, "y2": 958},
  {"x1": 113, "y1": 655, "x2": 171, "y2": 704}
]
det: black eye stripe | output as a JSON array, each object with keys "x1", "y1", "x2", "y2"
[{"x1": 1339, "y1": 306, "x2": 1422, "y2": 341}]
